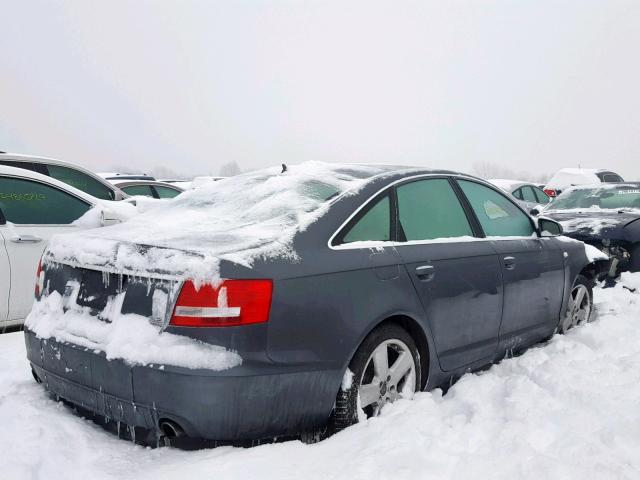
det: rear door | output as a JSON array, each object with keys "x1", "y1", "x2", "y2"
[
  {"x1": 456, "y1": 179, "x2": 565, "y2": 350},
  {"x1": 0, "y1": 175, "x2": 92, "y2": 320},
  {"x1": 394, "y1": 177, "x2": 504, "y2": 372}
]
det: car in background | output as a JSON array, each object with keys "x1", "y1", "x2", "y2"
[
  {"x1": 0, "y1": 165, "x2": 130, "y2": 328},
  {"x1": 0, "y1": 153, "x2": 127, "y2": 200},
  {"x1": 489, "y1": 179, "x2": 551, "y2": 213},
  {"x1": 543, "y1": 183, "x2": 640, "y2": 275},
  {"x1": 111, "y1": 180, "x2": 184, "y2": 199},
  {"x1": 98, "y1": 172, "x2": 157, "y2": 181},
  {"x1": 544, "y1": 168, "x2": 624, "y2": 198},
  {"x1": 191, "y1": 175, "x2": 226, "y2": 189},
  {"x1": 25, "y1": 163, "x2": 605, "y2": 444},
  {"x1": 160, "y1": 179, "x2": 193, "y2": 190}
]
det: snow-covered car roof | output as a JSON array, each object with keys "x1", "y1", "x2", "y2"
[
  {"x1": 43, "y1": 162, "x2": 423, "y2": 282},
  {"x1": 545, "y1": 168, "x2": 622, "y2": 190}
]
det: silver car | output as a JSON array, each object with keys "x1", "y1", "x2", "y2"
[{"x1": 488, "y1": 179, "x2": 552, "y2": 214}]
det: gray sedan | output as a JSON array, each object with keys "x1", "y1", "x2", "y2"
[{"x1": 25, "y1": 163, "x2": 604, "y2": 444}]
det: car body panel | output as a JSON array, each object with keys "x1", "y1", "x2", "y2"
[{"x1": 490, "y1": 237, "x2": 565, "y2": 348}]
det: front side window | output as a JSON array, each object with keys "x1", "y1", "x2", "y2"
[
  {"x1": 533, "y1": 187, "x2": 551, "y2": 204},
  {"x1": 0, "y1": 176, "x2": 91, "y2": 224},
  {"x1": 341, "y1": 195, "x2": 391, "y2": 244},
  {"x1": 121, "y1": 184, "x2": 155, "y2": 197},
  {"x1": 154, "y1": 186, "x2": 181, "y2": 199},
  {"x1": 458, "y1": 180, "x2": 535, "y2": 237},
  {"x1": 396, "y1": 178, "x2": 473, "y2": 241},
  {"x1": 521, "y1": 186, "x2": 537, "y2": 203},
  {"x1": 46, "y1": 164, "x2": 115, "y2": 200}
]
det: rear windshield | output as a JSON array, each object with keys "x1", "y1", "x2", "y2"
[{"x1": 547, "y1": 185, "x2": 640, "y2": 211}]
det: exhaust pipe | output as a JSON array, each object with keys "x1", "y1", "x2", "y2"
[{"x1": 159, "y1": 419, "x2": 185, "y2": 439}]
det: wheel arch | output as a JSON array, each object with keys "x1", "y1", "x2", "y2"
[{"x1": 347, "y1": 313, "x2": 431, "y2": 390}]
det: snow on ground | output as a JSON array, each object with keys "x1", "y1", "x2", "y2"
[{"x1": 2, "y1": 275, "x2": 640, "y2": 480}]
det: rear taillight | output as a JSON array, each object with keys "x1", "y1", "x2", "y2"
[
  {"x1": 170, "y1": 279, "x2": 273, "y2": 327},
  {"x1": 543, "y1": 188, "x2": 557, "y2": 198},
  {"x1": 35, "y1": 259, "x2": 44, "y2": 299}
]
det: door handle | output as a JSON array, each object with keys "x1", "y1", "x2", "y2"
[
  {"x1": 415, "y1": 265, "x2": 435, "y2": 281},
  {"x1": 503, "y1": 256, "x2": 516, "y2": 270},
  {"x1": 11, "y1": 234, "x2": 43, "y2": 244}
]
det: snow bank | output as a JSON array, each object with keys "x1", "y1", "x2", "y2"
[
  {"x1": 3, "y1": 275, "x2": 640, "y2": 479},
  {"x1": 24, "y1": 292, "x2": 241, "y2": 371},
  {"x1": 46, "y1": 162, "x2": 396, "y2": 284}
]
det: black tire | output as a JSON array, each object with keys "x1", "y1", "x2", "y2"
[
  {"x1": 558, "y1": 274, "x2": 594, "y2": 334},
  {"x1": 329, "y1": 323, "x2": 421, "y2": 433}
]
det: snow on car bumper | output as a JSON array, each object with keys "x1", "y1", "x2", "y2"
[{"x1": 24, "y1": 328, "x2": 340, "y2": 441}]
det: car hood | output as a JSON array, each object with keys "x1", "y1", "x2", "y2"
[{"x1": 544, "y1": 211, "x2": 640, "y2": 243}]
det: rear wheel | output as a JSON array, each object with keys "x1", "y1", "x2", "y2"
[
  {"x1": 330, "y1": 324, "x2": 420, "y2": 433},
  {"x1": 559, "y1": 275, "x2": 593, "y2": 333}
]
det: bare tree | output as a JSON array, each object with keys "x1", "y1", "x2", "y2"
[{"x1": 219, "y1": 161, "x2": 242, "y2": 177}]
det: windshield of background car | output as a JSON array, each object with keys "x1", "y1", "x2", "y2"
[{"x1": 547, "y1": 186, "x2": 640, "y2": 211}]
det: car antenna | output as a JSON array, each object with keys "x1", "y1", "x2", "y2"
[{"x1": 281, "y1": 163, "x2": 288, "y2": 174}]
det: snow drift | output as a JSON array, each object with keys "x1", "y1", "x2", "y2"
[{"x1": 3, "y1": 274, "x2": 640, "y2": 479}]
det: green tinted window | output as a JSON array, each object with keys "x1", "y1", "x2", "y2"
[
  {"x1": 521, "y1": 186, "x2": 537, "y2": 202},
  {"x1": 396, "y1": 179, "x2": 473, "y2": 241},
  {"x1": 0, "y1": 177, "x2": 91, "y2": 224},
  {"x1": 513, "y1": 188, "x2": 523, "y2": 200},
  {"x1": 154, "y1": 186, "x2": 181, "y2": 198},
  {"x1": 46, "y1": 165, "x2": 114, "y2": 200},
  {"x1": 342, "y1": 196, "x2": 390, "y2": 243},
  {"x1": 458, "y1": 180, "x2": 534, "y2": 237},
  {"x1": 121, "y1": 185, "x2": 155, "y2": 197},
  {"x1": 533, "y1": 187, "x2": 551, "y2": 204}
]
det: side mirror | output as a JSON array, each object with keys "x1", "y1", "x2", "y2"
[
  {"x1": 529, "y1": 207, "x2": 540, "y2": 216},
  {"x1": 538, "y1": 217, "x2": 563, "y2": 237}
]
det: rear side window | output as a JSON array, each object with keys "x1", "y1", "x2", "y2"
[
  {"x1": 0, "y1": 176, "x2": 91, "y2": 224},
  {"x1": 121, "y1": 184, "x2": 155, "y2": 197},
  {"x1": 396, "y1": 179, "x2": 473, "y2": 241},
  {"x1": 341, "y1": 195, "x2": 391, "y2": 244},
  {"x1": 600, "y1": 173, "x2": 624, "y2": 183},
  {"x1": 154, "y1": 186, "x2": 181, "y2": 198},
  {"x1": 46, "y1": 165, "x2": 115, "y2": 200},
  {"x1": 512, "y1": 188, "x2": 523, "y2": 200},
  {"x1": 458, "y1": 180, "x2": 534, "y2": 237}
]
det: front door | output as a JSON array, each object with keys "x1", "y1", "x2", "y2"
[
  {"x1": 394, "y1": 178, "x2": 504, "y2": 372},
  {"x1": 456, "y1": 179, "x2": 565, "y2": 351},
  {"x1": 0, "y1": 175, "x2": 91, "y2": 320}
]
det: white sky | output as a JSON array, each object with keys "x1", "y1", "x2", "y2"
[{"x1": 1, "y1": 0, "x2": 639, "y2": 179}]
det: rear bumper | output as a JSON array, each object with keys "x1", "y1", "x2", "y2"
[{"x1": 24, "y1": 328, "x2": 340, "y2": 441}]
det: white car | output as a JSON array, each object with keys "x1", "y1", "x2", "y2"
[
  {"x1": 0, "y1": 153, "x2": 128, "y2": 200},
  {"x1": 544, "y1": 168, "x2": 624, "y2": 198},
  {"x1": 0, "y1": 165, "x2": 131, "y2": 328},
  {"x1": 489, "y1": 179, "x2": 552, "y2": 213}
]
